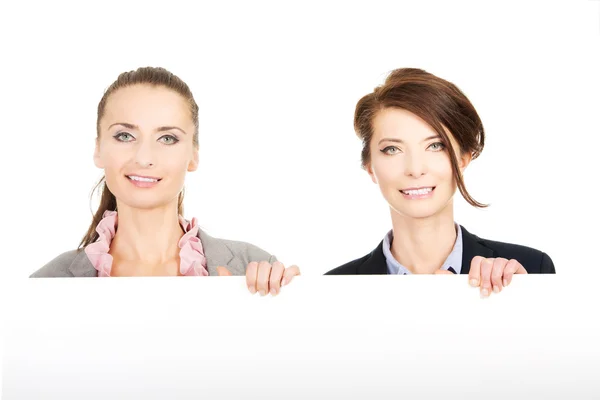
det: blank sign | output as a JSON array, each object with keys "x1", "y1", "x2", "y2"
[{"x1": 3, "y1": 275, "x2": 598, "y2": 399}]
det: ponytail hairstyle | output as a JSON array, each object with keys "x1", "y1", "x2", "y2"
[{"x1": 78, "y1": 67, "x2": 199, "y2": 249}]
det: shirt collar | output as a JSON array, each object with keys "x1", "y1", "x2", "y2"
[{"x1": 382, "y1": 223, "x2": 463, "y2": 275}]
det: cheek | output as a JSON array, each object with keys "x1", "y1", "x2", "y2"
[
  {"x1": 161, "y1": 156, "x2": 192, "y2": 178},
  {"x1": 100, "y1": 157, "x2": 124, "y2": 178},
  {"x1": 98, "y1": 142, "x2": 129, "y2": 167},
  {"x1": 429, "y1": 155, "x2": 454, "y2": 180},
  {"x1": 371, "y1": 158, "x2": 400, "y2": 188},
  {"x1": 103, "y1": 152, "x2": 125, "y2": 168}
]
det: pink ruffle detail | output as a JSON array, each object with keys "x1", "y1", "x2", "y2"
[
  {"x1": 84, "y1": 210, "x2": 117, "y2": 277},
  {"x1": 83, "y1": 211, "x2": 207, "y2": 277},
  {"x1": 177, "y1": 216, "x2": 208, "y2": 276}
]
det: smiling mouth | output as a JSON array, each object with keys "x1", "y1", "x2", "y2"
[
  {"x1": 126, "y1": 175, "x2": 162, "y2": 183},
  {"x1": 400, "y1": 187, "x2": 435, "y2": 196}
]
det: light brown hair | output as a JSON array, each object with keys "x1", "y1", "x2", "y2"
[
  {"x1": 79, "y1": 67, "x2": 199, "y2": 249},
  {"x1": 355, "y1": 68, "x2": 486, "y2": 208}
]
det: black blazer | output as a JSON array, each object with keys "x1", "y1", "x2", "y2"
[{"x1": 325, "y1": 226, "x2": 555, "y2": 275}]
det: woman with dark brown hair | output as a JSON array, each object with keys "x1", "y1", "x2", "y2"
[
  {"x1": 31, "y1": 66, "x2": 299, "y2": 296},
  {"x1": 325, "y1": 68, "x2": 555, "y2": 296}
]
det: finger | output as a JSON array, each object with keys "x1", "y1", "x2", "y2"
[
  {"x1": 491, "y1": 257, "x2": 508, "y2": 293},
  {"x1": 468, "y1": 256, "x2": 484, "y2": 287},
  {"x1": 245, "y1": 261, "x2": 259, "y2": 294},
  {"x1": 268, "y1": 261, "x2": 285, "y2": 296},
  {"x1": 480, "y1": 258, "x2": 493, "y2": 297},
  {"x1": 503, "y1": 259, "x2": 526, "y2": 287},
  {"x1": 434, "y1": 269, "x2": 453, "y2": 275},
  {"x1": 256, "y1": 261, "x2": 272, "y2": 296},
  {"x1": 282, "y1": 265, "x2": 301, "y2": 286},
  {"x1": 216, "y1": 266, "x2": 232, "y2": 276}
]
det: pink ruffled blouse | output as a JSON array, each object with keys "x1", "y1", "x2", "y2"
[{"x1": 84, "y1": 210, "x2": 208, "y2": 277}]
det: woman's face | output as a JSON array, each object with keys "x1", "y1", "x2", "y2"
[
  {"x1": 94, "y1": 84, "x2": 198, "y2": 211},
  {"x1": 367, "y1": 108, "x2": 471, "y2": 220}
]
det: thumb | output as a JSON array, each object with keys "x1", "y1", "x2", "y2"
[
  {"x1": 434, "y1": 268, "x2": 453, "y2": 275},
  {"x1": 216, "y1": 266, "x2": 232, "y2": 276}
]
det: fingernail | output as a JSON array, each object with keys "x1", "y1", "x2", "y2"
[
  {"x1": 259, "y1": 290, "x2": 266, "y2": 296},
  {"x1": 493, "y1": 286, "x2": 500, "y2": 293},
  {"x1": 503, "y1": 279, "x2": 508, "y2": 287},
  {"x1": 248, "y1": 287, "x2": 256, "y2": 294},
  {"x1": 469, "y1": 279, "x2": 478, "y2": 287},
  {"x1": 282, "y1": 278, "x2": 288, "y2": 286},
  {"x1": 481, "y1": 288, "x2": 489, "y2": 297},
  {"x1": 270, "y1": 288, "x2": 277, "y2": 296}
]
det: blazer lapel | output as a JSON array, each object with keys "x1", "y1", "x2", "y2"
[
  {"x1": 68, "y1": 250, "x2": 98, "y2": 277},
  {"x1": 459, "y1": 225, "x2": 495, "y2": 274},
  {"x1": 355, "y1": 227, "x2": 496, "y2": 275},
  {"x1": 357, "y1": 241, "x2": 388, "y2": 275},
  {"x1": 70, "y1": 229, "x2": 242, "y2": 277}
]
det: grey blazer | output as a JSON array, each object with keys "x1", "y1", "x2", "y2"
[{"x1": 30, "y1": 229, "x2": 276, "y2": 277}]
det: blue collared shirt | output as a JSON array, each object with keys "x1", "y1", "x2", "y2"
[{"x1": 382, "y1": 223, "x2": 463, "y2": 274}]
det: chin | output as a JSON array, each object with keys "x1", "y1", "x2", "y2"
[
  {"x1": 116, "y1": 195, "x2": 173, "y2": 211},
  {"x1": 392, "y1": 208, "x2": 439, "y2": 220},
  {"x1": 389, "y1": 200, "x2": 446, "y2": 220}
]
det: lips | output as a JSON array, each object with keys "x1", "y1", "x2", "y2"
[
  {"x1": 400, "y1": 186, "x2": 435, "y2": 196},
  {"x1": 126, "y1": 175, "x2": 162, "y2": 183}
]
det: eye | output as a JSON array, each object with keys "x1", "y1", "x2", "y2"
[
  {"x1": 158, "y1": 135, "x2": 179, "y2": 145},
  {"x1": 113, "y1": 132, "x2": 134, "y2": 142},
  {"x1": 381, "y1": 146, "x2": 401, "y2": 155},
  {"x1": 428, "y1": 142, "x2": 445, "y2": 151}
]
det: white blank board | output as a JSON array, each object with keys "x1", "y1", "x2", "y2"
[{"x1": 3, "y1": 276, "x2": 599, "y2": 399}]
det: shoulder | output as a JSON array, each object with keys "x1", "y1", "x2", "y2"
[
  {"x1": 198, "y1": 229, "x2": 276, "y2": 268},
  {"x1": 325, "y1": 254, "x2": 370, "y2": 275},
  {"x1": 325, "y1": 241, "x2": 386, "y2": 275},
  {"x1": 484, "y1": 239, "x2": 554, "y2": 273},
  {"x1": 30, "y1": 249, "x2": 82, "y2": 277},
  {"x1": 220, "y1": 237, "x2": 276, "y2": 264},
  {"x1": 463, "y1": 227, "x2": 555, "y2": 273}
]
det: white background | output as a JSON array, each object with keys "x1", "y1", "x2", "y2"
[
  {"x1": 1, "y1": 1, "x2": 600, "y2": 398},
  {"x1": 0, "y1": 1, "x2": 599, "y2": 277}
]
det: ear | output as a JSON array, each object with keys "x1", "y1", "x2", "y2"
[
  {"x1": 93, "y1": 140, "x2": 104, "y2": 169},
  {"x1": 187, "y1": 149, "x2": 199, "y2": 172},
  {"x1": 458, "y1": 151, "x2": 472, "y2": 173},
  {"x1": 365, "y1": 162, "x2": 378, "y2": 184}
]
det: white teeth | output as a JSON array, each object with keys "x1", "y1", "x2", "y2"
[
  {"x1": 129, "y1": 176, "x2": 158, "y2": 182},
  {"x1": 402, "y1": 187, "x2": 433, "y2": 196}
]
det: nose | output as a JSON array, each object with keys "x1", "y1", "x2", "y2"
[
  {"x1": 404, "y1": 151, "x2": 427, "y2": 177},
  {"x1": 134, "y1": 139, "x2": 155, "y2": 168}
]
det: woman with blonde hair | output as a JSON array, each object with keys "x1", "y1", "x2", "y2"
[{"x1": 32, "y1": 66, "x2": 299, "y2": 296}]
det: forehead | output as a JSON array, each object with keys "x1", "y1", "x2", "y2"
[
  {"x1": 102, "y1": 84, "x2": 192, "y2": 128},
  {"x1": 372, "y1": 108, "x2": 437, "y2": 141}
]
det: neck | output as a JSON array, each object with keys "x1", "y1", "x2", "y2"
[
  {"x1": 389, "y1": 201, "x2": 457, "y2": 274},
  {"x1": 110, "y1": 201, "x2": 184, "y2": 264}
]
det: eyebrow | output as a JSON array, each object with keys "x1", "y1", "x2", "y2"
[
  {"x1": 108, "y1": 122, "x2": 188, "y2": 135},
  {"x1": 378, "y1": 135, "x2": 440, "y2": 145}
]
